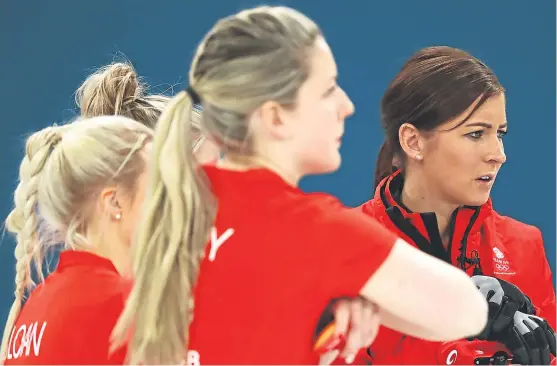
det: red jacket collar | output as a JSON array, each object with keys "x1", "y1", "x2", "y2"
[
  {"x1": 370, "y1": 170, "x2": 493, "y2": 271},
  {"x1": 56, "y1": 250, "x2": 119, "y2": 273}
]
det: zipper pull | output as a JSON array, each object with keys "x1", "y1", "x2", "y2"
[{"x1": 471, "y1": 250, "x2": 483, "y2": 276}]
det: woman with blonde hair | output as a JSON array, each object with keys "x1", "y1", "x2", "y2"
[
  {"x1": 114, "y1": 5, "x2": 489, "y2": 365},
  {"x1": 0, "y1": 61, "x2": 380, "y2": 365},
  {"x1": 1, "y1": 116, "x2": 153, "y2": 364},
  {"x1": 77, "y1": 61, "x2": 387, "y2": 363},
  {"x1": 76, "y1": 61, "x2": 220, "y2": 164}
]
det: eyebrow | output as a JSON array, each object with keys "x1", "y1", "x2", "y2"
[
  {"x1": 465, "y1": 122, "x2": 508, "y2": 129},
  {"x1": 324, "y1": 76, "x2": 338, "y2": 90}
]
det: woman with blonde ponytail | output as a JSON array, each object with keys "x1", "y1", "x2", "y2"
[
  {"x1": 116, "y1": 5, "x2": 489, "y2": 365},
  {"x1": 2, "y1": 116, "x2": 153, "y2": 365}
]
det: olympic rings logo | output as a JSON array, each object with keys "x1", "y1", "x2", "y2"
[{"x1": 495, "y1": 264, "x2": 509, "y2": 271}]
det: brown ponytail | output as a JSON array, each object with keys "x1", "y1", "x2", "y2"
[{"x1": 373, "y1": 140, "x2": 396, "y2": 190}]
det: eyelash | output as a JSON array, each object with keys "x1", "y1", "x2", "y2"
[{"x1": 467, "y1": 130, "x2": 508, "y2": 140}]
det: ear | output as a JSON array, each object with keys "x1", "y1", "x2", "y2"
[
  {"x1": 256, "y1": 100, "x2": 294, "y2": 140},
  {"x1": 99, "y1": 186, "x2": 122, "y2": 221},
  {"x1": 398, "y1": 123, "x2": 426, "y2": 161}
]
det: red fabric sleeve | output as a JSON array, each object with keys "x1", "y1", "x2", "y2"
[
  {"x1": 521, "y1": 229, "x2": 556, "y2": 365},
  {"x1": 526, "y1": 229, "x2": 556, "y2": 328},
  {"x1": 316, "y1": 206, "x2": 398, "y2": 298}
]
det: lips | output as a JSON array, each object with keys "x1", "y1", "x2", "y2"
[{"x1": 476, "y1": 173, "x2": 496, "y2": 182}]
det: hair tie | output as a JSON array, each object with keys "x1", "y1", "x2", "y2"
[{"x1": 185, "y1": 86, "x2": 201, "y2": 106}]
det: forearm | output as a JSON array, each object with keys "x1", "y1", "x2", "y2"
[{"x1": 378, "y1": 306, "x2": 453, "y2": 342}]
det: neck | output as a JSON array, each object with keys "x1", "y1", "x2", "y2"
[
  {"x1": 218, "y1": 153, "x2": 301, "y2": 187},
  {"x1": 400, "y1": 171, "x2": 460, "y2": 240},
  {"x1": 83, "y1": 229, "x2": 130, "y2": 276}
]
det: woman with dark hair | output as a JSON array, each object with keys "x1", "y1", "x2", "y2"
[{"x1": 359, "y1": 46, "x2": 556, "y2": 365}]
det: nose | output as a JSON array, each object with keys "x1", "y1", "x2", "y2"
[
  {"x1": 485, "y1": 137, "x2": 507, "y2": 165},
  {"x1": 339, "y1": 87, "x2": 355, "y2": 119}
]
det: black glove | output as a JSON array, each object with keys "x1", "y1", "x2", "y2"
[
  {"x1": 495, "y1": 311, "x2": 556, "y2": 365},
  {"x1": 471, "y1": 275, "x2": 534, "y2": 340}
]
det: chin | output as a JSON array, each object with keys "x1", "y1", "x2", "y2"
[
  {"x1": 462, "y1": 194, "x2": 490, "y2": 207},
  {"x1": 307, "y1": 154, "x2": 341, "y2": 175},
  {"x1": 324, "y1": 153, "x2": 342, "y2": 173}
]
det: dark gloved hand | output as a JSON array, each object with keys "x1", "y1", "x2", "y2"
[
  {"x1": 471, "y1": 275, "x2": 534, "y2": 340},
  {"x1": 494, "y1": 311, "x2": 556, "y2": 365}
]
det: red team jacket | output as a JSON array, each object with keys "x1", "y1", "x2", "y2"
[
  {"x1": 187, "y1": 166, "x2": 399, "y2": 364},
  {"x1": 357, "y1": 171, "x2": 556, "y2": 365},
  {"x1": 3, "y1": 251, "x2": 128, "y2": 365}
]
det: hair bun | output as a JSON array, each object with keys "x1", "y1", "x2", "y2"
[{"x1": 76, "y1": 62, "x2": 143, "y2": 117}]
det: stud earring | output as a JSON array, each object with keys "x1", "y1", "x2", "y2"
[
  {"x1": 114, "y1": 213, "x2": 121, "y2": 220},
  {"x1": 415, "y1": 154, "x2": 422, "y2": 161}
]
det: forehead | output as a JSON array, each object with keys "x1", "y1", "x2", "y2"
[
  {"x1": 469, "y1": 94, "x2": 506, "y2": 121},
  {"x1": 304, "y1": 37, "x2": 337, "y2": 86},
  {"x1": 442, "y1": 93, "x2": 507, "y2": 130}
]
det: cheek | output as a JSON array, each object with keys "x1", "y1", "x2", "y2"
[
  {"x1": 298, "y1": 118, "x2": 336, "y2": 155},
  {"x1": 120, "y1": 197, "x2": 146, "y2": 248},
  {"x1": 427, "y1": 142, "x2": 474, "y2": 183},
  {"x1": 123, "y1": 176, "x2": 149, "y2": 243},
  {"x1": 305, "y1": 104, "x2": 339, "y2": 139},
  {"x1": 291, "y1": 101, "x2": 341, "y2": 162},
  {"x1": 128, "y1": 202, "x2": 142, "y2": 229}
]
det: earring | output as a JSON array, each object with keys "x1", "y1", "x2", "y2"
[
  {"x1": 415, "y1": 154, "x2": 422, "y2": 161},
  {"x1": 114, "y1": 213, "x2": 121, "y2": 220}
]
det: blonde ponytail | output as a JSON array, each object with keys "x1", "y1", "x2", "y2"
[
  {"x1": 113, "y1": 5, "x2": 323, "y2": 363},
  {"x1": 112, "y1": 92, "x2": 215, "y2": 365},
  {"x1": 1, "y1": 127, "x2": 62, "y2": 359}
]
